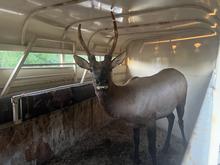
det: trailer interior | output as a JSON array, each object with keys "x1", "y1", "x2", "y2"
[{"x1": 0, "y1": 0, "x2": 220, "y2": 165}]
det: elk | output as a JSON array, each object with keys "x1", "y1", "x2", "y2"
[{"x1": 74, "y1": 12, "x2": 187, "y2": 165}]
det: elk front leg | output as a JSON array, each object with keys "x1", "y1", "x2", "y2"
[
  {"x1": 147, "y1": 118, "x2": 157, "y2": 165},
  {"x1": 133, "y1": 127, "x2": 140, "y2": 165}
]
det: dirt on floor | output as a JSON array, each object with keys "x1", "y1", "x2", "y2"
[{"x1": 46, "y1": 120, "x2": 185, "y2": 165}]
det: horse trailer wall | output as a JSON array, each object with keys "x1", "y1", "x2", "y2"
[
  {"x1": 0, "y1": 65, "x2": 126, "y2": 95},
  {"x1": 0, "y1": 97, "x2": 112, "y2": 164},
  {"x1": 127, "y1": 36, "x2": 219, "y2": 139}
]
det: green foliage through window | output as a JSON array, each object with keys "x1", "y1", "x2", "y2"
[
  {"x1": 25, "y1": 53, "x2": 60, "y2": 64},
  {"x1": 0, "y1": 50, "x2": 105, "y2": 68},
  {"x1": 0, "y1": 51, "x2": 62, "y2": 68},
  {"x1": 64, "y1": 54, "x2": 74, "y2": 63},
  {"x1": 0, "y1": 51, "x2": 23, "y2": 68}
]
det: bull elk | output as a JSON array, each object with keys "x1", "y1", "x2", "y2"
[{"x1": 74, "y1": 11, "x2": 187, "y2": 165}]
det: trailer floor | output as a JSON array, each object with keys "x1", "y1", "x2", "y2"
[{"x1": 47, "y1": 120, "x2": 185, "y2": 165}]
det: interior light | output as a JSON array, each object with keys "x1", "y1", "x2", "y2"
[
  {"x1": 211, "y1": 23, "x2": 218, "y2": 28},
  {"x1": 0, "y1": 8, "x2": 24, "y2": 15},
  {"x1": 172, "y1": 45, "x2": 177, "y2": 50},
  {"x1": 172, "y1": 44, "x2": 177, "y2": 54},
  {"x1": 206, "y1": 8, "x2": 218, "y2": 19},
  {"x1": 208, "y1": 8, "x2": 218, "y2": 16},
  {"x1": 194, "y1": 42, "x2": 202, "y2": 48}
]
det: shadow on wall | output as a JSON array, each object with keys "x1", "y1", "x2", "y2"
[{"x1": 126, "y1": 37, "x2": 218, "y2": 139}]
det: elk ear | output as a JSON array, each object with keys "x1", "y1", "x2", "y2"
[
  {"x1": 74, "y1": 55, "x2": 91, "y2": 70},
  {"x1": 111, "y1": 52, "x2": 126, "y2": 68}
]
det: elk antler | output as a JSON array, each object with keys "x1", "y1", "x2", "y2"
[
  {"x1": 107, "y1": 11, "x2": 118, "y2": 57},
  {"x1": 78, "y1": 24, "x2": 95, "y2": 62}
]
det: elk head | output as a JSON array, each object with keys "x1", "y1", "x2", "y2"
[{"x1": 74, "y1": 12, "x2": 126, "y2": 90}]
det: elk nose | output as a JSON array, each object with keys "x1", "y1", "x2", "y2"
[{"x1": 96, "y1": 80, "x2": 107, "y2": 86}]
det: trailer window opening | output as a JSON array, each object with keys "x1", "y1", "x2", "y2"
[
  {"x1": 0, "y1": 50, "x2": 108, "y2": 68},
  {"x1": 64, "y1": 54, "x2": 74, "y2": 63},
  {"x1": 0, "y1": 50, "x2": 23, "y2": 68},
  {"x1": 25, "y1": 52, "x2": 60, "y2": 65},
  {"x1": 76, "y1": 55, "x2": 105, "y2": 62},
  {"x1": 0, "y1": 51, "x2": 74, "y2": 68}
]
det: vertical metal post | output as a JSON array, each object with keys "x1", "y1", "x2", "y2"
[
  {"x1": 1, "y1": 37, "x2": 37, "y2": 96},
  {"x1": 60, "y1": 53, "x2": 64, "y2": 67},
  {"x1": 74, "y1": 64, "x2": 78, "y2": 82},
  {"x1": 72, "y1": 42, "x2": 78, "y2": 82},
  {"x1": 80, "y1": 69, "x2": 87, "y2": 83},
  {"x1": 11, "y1": 97, "x2": 21, "y2": 124}
]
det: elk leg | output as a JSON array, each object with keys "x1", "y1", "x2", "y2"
[
  {"x1": 147, "y1": 119, "x2": 157, "y2": 165},
  {"x1": 133, "y1": 128, "x2": 140, "y2": 165},
  {"x1": 176, "y1": 104, "x2": 187, "y2": 146},
  {"x1": 162, "y1": 113, "x2": 175, "y2": 153}
]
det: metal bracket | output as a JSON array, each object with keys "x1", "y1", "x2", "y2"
[{"x1": 11, "y1": 96, "x2": 22, "y2": 124}]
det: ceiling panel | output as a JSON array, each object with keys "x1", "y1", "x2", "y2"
[{"x1": 0, "y1": 0, "x2": 218, "y2": 51}]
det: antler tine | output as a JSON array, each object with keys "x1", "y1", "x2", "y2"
[
  {"x1": 78, "y1": 24, "x2": 94, "y2": 61},
  {"x1": 107, "y1": 11, "x2": 118, "y2": 57}
]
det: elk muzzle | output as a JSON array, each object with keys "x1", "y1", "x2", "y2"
[{"x1": 96, "y1": 85, "x2": 109, "y2": 90}]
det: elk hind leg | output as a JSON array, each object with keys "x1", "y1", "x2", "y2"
[
  {"x1": 176, "y1": 104, "x2": 187, "y2": 146},
  {"x1": 147, "y1": 118, "x2": 157, "y2": 165},
  {"x1": 162, "y1": 112, "x2": 175, "y2": 153},
  {"x1": 133, "y1": 128, "x2": 141, "y2": 165}
]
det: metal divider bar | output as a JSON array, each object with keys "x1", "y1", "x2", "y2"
[
  {"x1": 22, "y1": 63, "x2": 75, "y2": 67},
  {"x1": 1, "y1": 36, "x2": 37, "y2": 96},
  {"x1": 80, "y1": 69, "x2": 87, "y2": 83},
  {"x1": 16, "y1": 72, "x2": 74, "y2": 80}
]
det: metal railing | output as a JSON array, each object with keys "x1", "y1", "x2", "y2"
[
  {"x1": 0, "y1": 37, "x2": 77, "y2": 96},
  {"x1": 11, "y1": 81, "x2": 93, "y2": 124}
]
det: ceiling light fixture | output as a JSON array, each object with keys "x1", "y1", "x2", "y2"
[
  {"x1": 172, "y1": 44, "x2": 177, "y2": 54},
  {"x1": 208, "y1": 8, "x2": 218, "y2": 16},
  {"x1": 206, "y1": 8, "x2": 218, "y2": 19},
  {"x1": 211, "y1": 23, "x2": 218, "y2": 28},
  {"x1": 194, "y1": 42, "x2": 202, "y2": 48}
]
